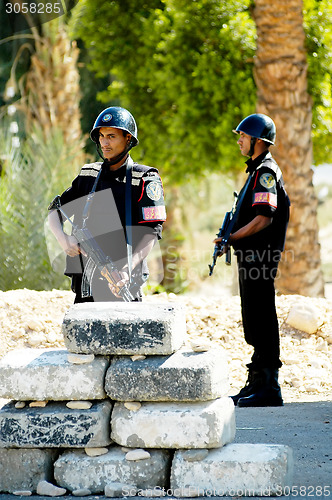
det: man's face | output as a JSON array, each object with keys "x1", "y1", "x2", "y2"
[
  {"x1": 237, "y1": 131, "x2": 252, "y2": 157},
  {"x1": 98, "y1": 127, "x2": 131, "y2": 160}
]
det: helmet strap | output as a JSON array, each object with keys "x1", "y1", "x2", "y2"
[
  {"x1": 96, "y1": 137, "x2": 135, "y2": 165},
  {"x1": 248, "y1": 137, "x2": 256, "y2": 157}
]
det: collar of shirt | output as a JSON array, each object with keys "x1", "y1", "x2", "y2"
[
  {"x1": 245, "y1": 150, "x2": 272, "y2": 174},
  {"x1": 101, "y1": 155, "x2": 131, "y2": 180}
]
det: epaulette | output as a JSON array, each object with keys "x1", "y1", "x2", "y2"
[
  {"x1": 257, "y1": 158, "x2": 282, "y2": 182},
  {"x1": 132, "y1": 163, "x2": 159, "y2": 186},
  {"x1": 79, "y1": 162, "x2": 102, "y2": 178}
]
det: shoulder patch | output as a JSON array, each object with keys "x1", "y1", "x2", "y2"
[
  {"x1": 259, "y1": 173, "x2": 275, "y2": 189},
  {"x1": 146, "y1": 181, "x2": 163, "y2": 201}
]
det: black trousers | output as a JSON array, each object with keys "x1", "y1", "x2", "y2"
[{"x1": 237, "y1": 252, "x2": 282, "y2": 370}]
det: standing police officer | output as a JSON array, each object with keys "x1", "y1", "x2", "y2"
[
  {"x1": 48, "y1": 106, "x2": 166, "y2": 302},
  {"x1": 214, "y1": 113, "x2": 290, "y2": 407}
]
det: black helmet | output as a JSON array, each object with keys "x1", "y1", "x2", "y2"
[
  {"x1": 90, "y1": 106, "x2": 138, "y2": 163},
  {"x1": 233, "y1": 113, "x2": 276, "y2": 145},
  {"x1": 90, "y1": 106, "x2": 138, "y2": 146}
]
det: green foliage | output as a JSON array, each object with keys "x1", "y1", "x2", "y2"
[
  {"x1": 71, "y1": 0, "x2": 256, "y2": 182},
  {"x1": 0, "y1": 117, "x2": 80, "y2": 291},
  {"x1": 71, "y1": 0, "x2": 332, "y2": 172},
  {"x1": 303, "y1": 0, "x2": 332, "y2": 165}
]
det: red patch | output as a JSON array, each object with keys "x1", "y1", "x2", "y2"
[
  {"x1": 141, "y1": 206, "x2": 166, "y2": 222},
  {"x1": 253, "y1": 192, "x2": 277, "y2": 207}
]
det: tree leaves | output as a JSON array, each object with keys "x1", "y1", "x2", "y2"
[
  {"x1": 71, "y1": 0, "x2": 256, "y2": 182},
  {"x1": 0, "y1": 121, "x2": 80, "y2": 291}
]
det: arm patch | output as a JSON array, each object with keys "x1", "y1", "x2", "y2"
[
  {"x1": 137, "y1": 172, "x2": 166, "y2": 223},
  {"x1": 253, "y1": 192, "x2": 277, "y2": 207},
  {"x1": 252, "y1": 170, "x2": 278, "y2": 210},
  {"x1": 142, "y1": 205, "x2": 167, "y2": 221}
]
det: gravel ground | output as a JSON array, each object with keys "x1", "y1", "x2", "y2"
[{"x1": 0, "y1": 288, "x2": 331, "y2": 403}]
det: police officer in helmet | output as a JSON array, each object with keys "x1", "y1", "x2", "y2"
[
  {"x1": 48, "y1": 106, "x2": 166, "y2": 302},
  {"x1": 214, "y1": 113, "x2": 290, "y2": 407}
]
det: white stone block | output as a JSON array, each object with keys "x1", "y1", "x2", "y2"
[
  {"x1": 171, "y1": 443, "x2": 294, "y2": 497},
  {"x1": 62, "y1": 302, "x2": 186, "y2": 355},
  {"x1": 105, "y1": 347, "x2": 229, "y2": 401},
  {"x1": 0, "y1": 348, "x2": 108, "y2": 401},
  {"x1": 0, "y1": 448, "x2": 57, "y2": 494},
  {"x1": 111, "y1": 398, "x2": 235, "y2": 449},
  {"x1": 54, "y1": 447, "x2": 171, "y2": 495}
]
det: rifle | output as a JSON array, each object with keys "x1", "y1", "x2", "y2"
[
  {"x1": 51, "y1": 196, "x2": 135, "y2": 302},
  {"x1": 208, "y1": 171, "x2": 254, "y2": 276},
  {"x1": 208, "y1": 191, "x2": 238, "y2": 276}
]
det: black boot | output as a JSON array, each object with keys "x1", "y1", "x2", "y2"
[
  {"x1": 230, "y1": 364, "x2": 260, "y2": 405},
  {"x1": 237, "y1": 368, "x2": 283, "y2": 407}
]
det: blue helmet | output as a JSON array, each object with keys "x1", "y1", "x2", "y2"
[{"x1": 233, "y1": 113, "x2": 276, "y2": 145}]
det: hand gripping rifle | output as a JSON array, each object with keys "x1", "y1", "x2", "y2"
[
  {"x1": 208, "y1": 191, "x2": 238, "y2": 276},
  {"x1": 208, "y1": 172, "x2": 253, "y2": 276},
  {"x1": 51, "y1": 196, "x2": 135, "y2": 302}
]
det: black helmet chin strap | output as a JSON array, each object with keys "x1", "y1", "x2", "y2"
[
  {"x1": 96, "y1": 138, "x2": 135, "y2": 165},
  {"x1": 248, "y1": 137, "x2": 256, "y2": 157}
]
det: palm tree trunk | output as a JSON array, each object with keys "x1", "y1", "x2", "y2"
[{"x1": 253, "y1": 0, "x2": 325, "y2": 297}]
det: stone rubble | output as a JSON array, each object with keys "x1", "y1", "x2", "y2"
[
  {"x1": 0, "y1": 289, "x2": 331, "y2": 402},
  {"x1": 84, "y1": 447, "x2": 109, "y2": 457},
  {"x1": 72, "y1": 488, "x2": 91, "y2": 497},
  {"x1": 66, "y1": 401, "x2": 93, "y2": 410},
  {"x1": 286, "y1": 302, "x2": 323, "y2": 334},
  {"x1": 0, "y1": 294, "x2": 296, "y2": 496},
  {"x1": 36, "y1": 480, "x2": 66, "y2": 497},
  {"x1": 67, "y1": 353, "x2": 95, "y2": 364}
]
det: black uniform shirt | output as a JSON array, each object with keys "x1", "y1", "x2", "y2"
[
  {"x1": 232, "y1": 151, "x2": 290, "y2": 255},
  {"x1": 56, "y1": 156, "x2": 166, "y2": 276}
]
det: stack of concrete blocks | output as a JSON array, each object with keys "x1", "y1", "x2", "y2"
[{"x1": 0, "y1": 302, "x2": 293, "y2": 497}]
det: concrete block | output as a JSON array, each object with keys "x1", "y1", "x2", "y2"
[
  {"x1": 105, "y1": 347, "x2": 229, "y2": 402},
  {"x1": 62, "y1": 302, "x2": 186, "y2": 355},
  {"x1": 0, "y1": 448, "x2": 57, "y2": 494},
  {"x1": 111, "y1": 398, "x2": 235, "y2": 449},
  {"x1": 0, "y1": 401, "x2": 112, "y2": 448},
  {"x1": 170, "y1": 443, "x2": 294, "y2": 497},
  {"x1": 54, "y1": 446, "x2": 171, "y2": 494},
  {"x1": 0, "y1": 348, "x2": 108, "y2": 401}
]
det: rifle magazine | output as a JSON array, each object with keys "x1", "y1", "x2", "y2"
[{"x1": 81, "y1": 257, "x2": 97, "y2": 298}]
